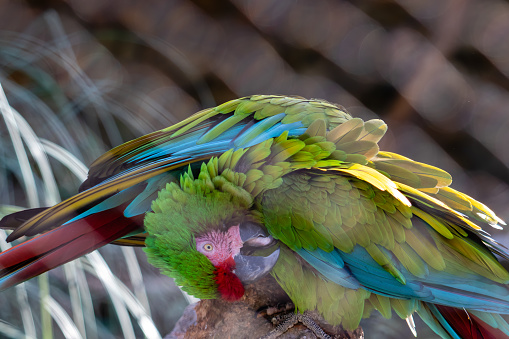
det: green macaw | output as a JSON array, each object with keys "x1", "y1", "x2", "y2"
[{"x1": 1, "y1": 95, "x2": 509, "y2": 338}]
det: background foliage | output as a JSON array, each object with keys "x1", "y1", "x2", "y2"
[{"x1": 1, "y1": 0, "x2": 509, "y2": 338}]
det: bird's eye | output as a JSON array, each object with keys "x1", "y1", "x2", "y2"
[{"x1": 203, "y1": 244, "x2": 213, "y2": 251}]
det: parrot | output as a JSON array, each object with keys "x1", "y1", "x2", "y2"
[{"x1": 1, "y1": 94, "x2": 509, "y2": 338}]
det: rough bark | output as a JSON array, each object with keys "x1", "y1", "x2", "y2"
[{"x1": 166, "y1": 275, "x2": 363, "y2": 339}]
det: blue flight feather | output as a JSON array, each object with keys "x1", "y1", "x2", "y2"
[
  {"x1": 297, "y1": 248, "x2": 360, "y2": 289},
  {"x1": 339, "y1": 246, "x2": 509, "y2": 314},
  {"x1": 244, "y1": 121, "x2": 306, "y2": 148},
  {"x1": 124, "y1": 172, "x2": 176, "y2": 218},
  {"x1": 427, "y1": 303, "x2": 462, "y2": 339},
  {"x1": 339, "y1": 246, "x2": 428, "y2": 298},
  {"x1": 64, "y1": 184, "x2": 145, "y2": 224},
  {"x1": 197, "y1": 114, "x2": 249, "y2": 144}
]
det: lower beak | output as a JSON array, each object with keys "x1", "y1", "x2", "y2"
[
  {"x1": 233, "y1": 247, "x2": 280, "y2": 283},
  {"x1": 233, "y1": 220, "x2": 280, "y2": 283}
]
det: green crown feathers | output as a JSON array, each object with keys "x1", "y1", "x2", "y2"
[{"x1": 143, "y1": 164, "x2": 252, "y2": 299}]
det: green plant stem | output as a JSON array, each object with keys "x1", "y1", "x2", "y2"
[{"x1": 39, "y1": 273, "x2": 52, "y2": 339}]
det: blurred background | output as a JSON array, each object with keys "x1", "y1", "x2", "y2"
[{"x1": 1, "y1": 0, "x2": 509, "y2": 338}]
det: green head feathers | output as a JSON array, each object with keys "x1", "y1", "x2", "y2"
[{"x1": 143, "y1": 163, "x2": 252, "y2": 299}]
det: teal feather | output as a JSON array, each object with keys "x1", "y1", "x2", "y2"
[
  {"x1": 297, "y1": 248, "x2": 360, "y2": 289},
  {"x1": 427, "y1": 304, "x2": 462, "y2": 339}
]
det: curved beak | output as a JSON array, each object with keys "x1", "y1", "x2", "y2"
[
  {"x1": 233, "y1": 249, "x2": 279, "y2": 283},
  {"x1": 233, "y1": 221, "x2": 280, "y2": 283}
]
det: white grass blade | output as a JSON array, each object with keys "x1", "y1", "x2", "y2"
[
  {"x1": 73, "y1": 259, "x2": 98, "y2": 339},
  {"x1": 11, "y1": 108, "x2": 60, "y2": 205},
  {"x1": 0, "y1": 11, "x2": 192, "y2": 337},
  {"x1": 121, "y1": 247, "x2": 152, "y2": 317},
  {"x1": 41, "y1": 133, "x2": 98, "y2": 339},
  {"x1": 86, "y1": 252, "x2": 136, "y2": 339},
  {"x1": 0, "y1": 319, "x2": 31, "y2": 339},
  {"x1": 15, "y1": 284, "x2": 37, "y2": 339},
  {"x1": 2, "y1": 83, "x2": 61, "y2": 338},
  {"x1": 0, "y1": 205, "x2": 24, "y2": 216},
  {"x1": 0, "y1": 77, "x2": 83, "y2": 157},
  {"x1": 39, "y1": 138, "x2": 93, "y2": 338},
  {"x1": 0, "y1": 83, "x2": 39, "y2": 208},
  {"x1": 40, "y1": 139, "x2": 88, "y2": 181},
  {"x1": 63, "y1": 262, "x2": 87, "y2": 338},
  {"x1": 85, "y1": 252, "x2": 162, "y2": 339},
  {"x1": 43, "y1": 295, "x2": 83, "y2": 339}
]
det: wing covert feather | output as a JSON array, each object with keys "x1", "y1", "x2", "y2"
[{"x1": 263, "y1": 169, "x2": 509, "y2": 329}]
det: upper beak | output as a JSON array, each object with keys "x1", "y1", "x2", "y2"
[{"x1": 233, "y1": 221, "x2": 280, "y2": 283}]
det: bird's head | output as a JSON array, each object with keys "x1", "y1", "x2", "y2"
[{"x1": 143, "y1": 180, "x2": 279, "y2": 301}]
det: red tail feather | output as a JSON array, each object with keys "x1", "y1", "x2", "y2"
[
  {"x1": 435, "y1": 305, "x2": 509, "y2": 339},
  {"x1": 0, "y1": 204, "x2": 144, "y2": 290}
]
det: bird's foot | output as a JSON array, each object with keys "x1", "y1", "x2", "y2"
[
  {"x1": 261, "y1": 311, "x2": 332, "y2": 339},
  {"x1": 257, "y1": 302, "x2": 295, "y2": 318}
]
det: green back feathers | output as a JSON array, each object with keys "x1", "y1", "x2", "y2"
[
  {"x1": 143, "y1": 167, "x2": 251, "y2": 299},
  {"x1": 166, "y1": 95, "x2": 352, "y2": 139},
  {"x1": 140, "y1": 95, "x2": 507, "y2": 327},
  {"x1": 79, "y1": 95, "x2": 352, "y2": 194}
]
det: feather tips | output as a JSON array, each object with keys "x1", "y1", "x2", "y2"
[{"x1": 0, "y1": 204, "x2": 143, "y2": 290}]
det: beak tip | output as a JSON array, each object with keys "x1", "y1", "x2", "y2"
[{"x1": 234, "y1": 247, "x2": 280, "y2": 283}]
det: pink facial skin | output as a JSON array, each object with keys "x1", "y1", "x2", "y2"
[
  {"x1": 195, "y1": 225, "x2": 246, "y2": 301},
  {"x1": 195, "y1": 225, "x2": 243, "y2": 267}
]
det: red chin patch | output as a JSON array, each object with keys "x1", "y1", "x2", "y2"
[{"x1": 214, "y1": 259, "x2": 244, "y2": 301}]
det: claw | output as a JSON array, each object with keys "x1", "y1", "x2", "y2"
[{"x1": 261, "y1": 312, "x2": 332, "y2": 339}]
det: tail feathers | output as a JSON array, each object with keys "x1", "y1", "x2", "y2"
[
  {"x1": 469, "y1": 310, "x2": 509, "y2": 337},
  {"x1": 436, "y1": 305, "x2": 509, "y2": 339},
  {"x1": 419, "y1": 303, "x2": 509, "y2": 339},
  {"x1": 0, "y1": 204, "x2": 144, "y2": 290},
  {"x1": 0, "y1": 208, "x2": 49, "y2": 230},
  {"x1": 111, "y1": 233, "x2": 147, "y2": 246}
]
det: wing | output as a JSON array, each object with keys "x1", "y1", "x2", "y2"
[
  {"x1": 79, "y1": 95, "x2": 350, "y2": 191},
  {"x1": 264, "y1": 168, "x2": 509, "y2": 332},
  {"x1": 0, "y1": 95, "x2": 351, "y2": 289},
  {"x1": 258, "y1": 120, "x2": 508, "y2": 336},
  {"x1": 4, "y1": 95, "x2": 351, "y2": 241}
]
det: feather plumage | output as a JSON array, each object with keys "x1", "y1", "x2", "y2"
[{"x1": 1, "y1": 95, "x2": 508, "y2": 338}]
